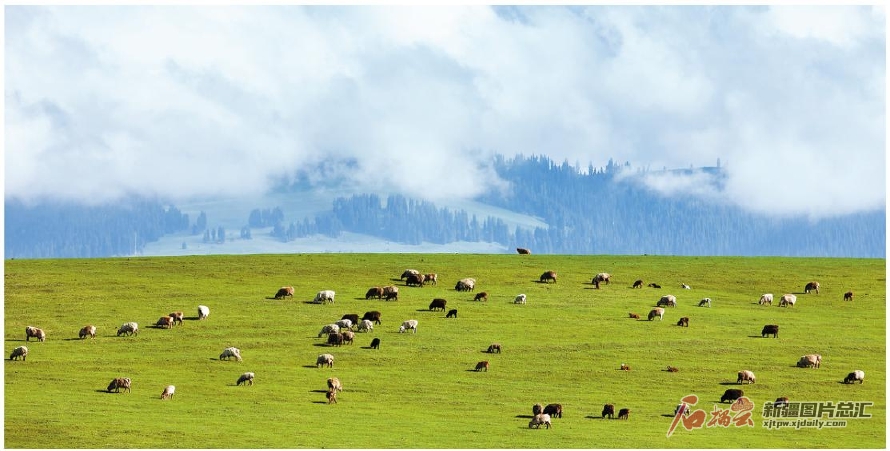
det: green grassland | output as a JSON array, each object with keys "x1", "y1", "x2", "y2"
[{"x1": 4, "y1": 254, "x2": 886, "y2": 448}]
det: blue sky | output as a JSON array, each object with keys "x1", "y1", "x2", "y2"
[{"x1": 5, "y1": 5, "x2": 885, "y2": 218}]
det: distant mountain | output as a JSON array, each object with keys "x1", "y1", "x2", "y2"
[{"x1": 4, "y1": 154, "x2": 885, "y2": 258}]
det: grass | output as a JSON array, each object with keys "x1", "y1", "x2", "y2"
[{"x1": 4, "y1": 254, "x2": 886, "y2": 448}]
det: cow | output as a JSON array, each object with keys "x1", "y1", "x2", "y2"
[
  {"x1": 428, "y1": 298, "x2": 447, "y2": 311},
  {"x1": 737, "y1": 370, "x2": 756, "y2": 384},
  {"x1": 543, "y1": 403, "x2": 563, "y2": 418},
  {"x1": 648, "y1": 308, "x2": 665, "y2": 321},
  {"x1": 602, "y1": 404, "x2": 615, "y2": 419},
  {"x1": 155, "y1": 316, "x2": 174, "y2": 329},
  {"x1": 314, "y1": 290, "x2": 336, "y2": 304},
  {"x1": 473, "y1": 292, "x2": 489, "y2": 302},
  {"x1": 761, "y1": 324, "x2": 779, "y2": 338},
  {"x1": 617, "y1": 408, "x2": 630, "y2": 420},
  {"x1": 648, "y1": 283, "x2": 661, "y2": 289},
  {"x1": 698, "y1": 298, "x2": 711, "y2": 307},
  {"x1": 797, "y1": 354, "x2": 822, "y2": 368},
  {"x1": 540, "y1": 271, "x2": 557, "y2": 283},
  {"x1": 79, "y1": 325, "x2": 97, "y2": 339},
  {"x1": 516, "y1": 247, "x2": 531, "y2": 255},
  {"x1": 455, "y1": 278, "x2": 476, "y2": 292},
  {"x1": 779, "y1": 294, "x2": 797, "y2": 307},
  {"x1": 759, "y1": 294, "x2": 773, "y2": 305},
  {"x1": 445, "y1": 309, "x2": 458, "y2": 318},
  {"x1": 592, "y1": 273, "x2": 611, "y2": 285},
  {"x1": 383, "y1": 286, "x2": 399, "y2": 301},
  {"x1": 805, "y1": 281, "x2": 820, "y2": 294},
  {"x1": 400, "y1": 269, "x2": 420, "y2": 280},
  {"x1": 370, "y1": 338, "x2": 381, "y2": 349},
  {"x1": 844, "y1": 291, "x2": 854, "y2": 302},
  {"x1": 487, "y1": 343, "x2": 501, "y2": 354},
  {"x1": 475, "y1": 361, "x2": 489, "y2": 372},
  {"x1": 274, "y1": 286, "x2": 294, "y2": 299},
  {"x1": 657, "y1": 295, "x2": 677, "y2": 308},
  {"x1": 844, "y1": 370, "x2": 865, "y2": 384},
  {"x1": 365, "y1": 287, "x2": 384, "y2": 300},
  {"x1": 721, "y1": 389, "x2": 744, "y2": 403},
  {"x1": 676, "y1": 317, "x2": 689, "y2": 327},
  {"x1": 362, "y1": 311, "x2": 382, "y2": 325},
  {"x1": 423, "y1": 273, "x2": 438, "y2": 286},
  {"x1": 406, "y1": 273, "x2": 425, "y2": 287},
  {"x1": 632, "y1": 280, "x2": 643, "y2": 289}
]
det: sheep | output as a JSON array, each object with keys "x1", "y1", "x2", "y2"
[
  {"x1": 648, "y1": 308, "x2": 665, "y2": 321},
  {"x1": 25, "y1": 326, "x2": 46, "y2": 342},
  {"x1": 326, "y1": 390, "x2": 338, "y2": 404},
  {"x1": 316, "y1": 354, "x2": 334, "y2": 368},
  {"x1": 335, "y1": 319, "x2": 353, "y2": 331},
  {"x1": 528, "y1": 413, "x2": 552, "y2": 429},
  {"x1": 657, "y1": 295, "x2": 677, "y2": 308},
  {"x1": 617, "y1": 408, "x2": 630, "y2": 420},
  {"x1": 423, "y1": 273, "x2": 438, "y2": 286},
  {"x1": 721, "y1": 389, "x2": 743, "y2": 403},
  {"x1": 9, "y1": 346, "x2": 28, "y2": 361},
  {"x1": 365, "y1": 286, "x2": 384, "y2": 300},
  {"x1": 428, "y1": 298, "x2": 447, "y2": 311},
  {"x1": 592, "y1": 273, "x2": 611, "y2": 285},
  {"x1": 107, "y1": 377, "x2": 131, "y2": 393},
  {"x1": 237, "y1": 372, "x2": 255, "y2": 386},
  {"x1": 405, "y1": 273, "x2": 425, "y2": 287},
  {"x1": 844, "y1": 370, "x2": 865, "y2": 384},
  {"x1": 804, "y1": 281, "x2": 820, "y2": 294},
  {"x1": 539, "y1": 271, "x2": 557, "y2": 283},
  {"x1": 362, "y1": 311, "x2": 382, "y2": 325},
  {"x1": 533, "y1": 403, "x2": 544, "y2": 415},
  {"x1": 628, "y1": 313, "x2": 640, "y2": 319},
  {"x1": 168, "y1": 311, "x2": 184, "y2": 326},
  {"x1": 779, "y1": 294, "x2": 797, "y2": 307},
  {"x1": 759, "y1": 294, "x2": 773, "y2": 305},
  {"x1": 160, "y1": 385, "x2": 175, "y2": 400},
  {"x1": 602, "y1": 404, "x2": 615, "y2": 419},
  {"x1": 620, "y1": 363, "x2": 631, "y2": 371},
  {"x1": 543, "y1": 404, "x2": 563, "y2": 418},
  {"x1": 516, "y1": 247, "x2": 531, "y2": 254},
  {"x1": 797, "y1": 354, "x2": 822, "y2": 368},
  {"x1": 274, "y1": 286, "x2": 295, "y2": 300},
  {"x1": 370, "y1": 338, "x2": 381, "y2": 349},
  {"x1": 676, "y1": 317, "x2": 689, "y2": 327},
  {"x1": 341, "y1": 314, "x2": 360, "y2": 326},
  {"x1": 843, "y1": 291, "x2": 854, "y2": 301},
  {"x1": 318, "y1": 324, "x2": 340, "y2": 338},
  {"x1": 648, "y1": 283, "x2": 662, "y2": 289},
  {"x1": 357, "y1": 319, "x2": 374, "y2": 333},
  {"x1": 666, "y1": 366, "x2": 679, "y2": 372},
  {"x1": 773, "y1": 397, "x2": 789, "y2": 408},
  {"x1": 382, "y1": 285, "x2": 399, "y2": 301},
  {"x1": 514, "y1": 294, "x2": 527, "y2": 304},
  {"x1": 681, "y1": 283, "x2": 691, "y2": 290},
  {"x1": 340, "y1": 330, "x2": 355, "y2": 345},
  {"x1": 445, "y1": 309, "x2": 458, "y2": 318},
  {"x1": 632, "y1": 279, "x2": 644, "y2": 289},
  {"x1": 761, "y1": 325, "x2": 779, "y2": 338},
  {"x1": 327, "y1": 377, "x2": 343, "y2": 392},
  {"x1": 400, "y1": 269, "x2": 420, "y2": 280},
  {"x1": 455, "y1": 278, "x2": 476, "y2": 292},
  {"x1": 156, "y1": 316, "x2": 174, "y2": 329},
  {"x1": 219, "y1": 347, "x2": 242, "y2": 362},
  {"x1": 737, "y1": 370, "x2": 756, "y2": 384},
  {"x1": 79, "y1": 325, "x2": 97, "y2": 339},
  {"x1": 398, "y1": 319, "x2": 419, "y2": 334},
  {"x1": 487, "y1": 343, "x2": 501, "y2": 354},
  {"x1": 473, "y1": 292, "x2": 489, "y2": 302},
  {"x1": 327, "y1": 333, "x2": 344, "y2": 347},
  {"x1": 475, "y1": 361, "x2": 489, "y2": 372},
  {"x1": 698, "y1": 298, "x2": 711, "y2": 307},
  {"x1": 117, "y1": 322, "x2": 138, "y2": 337},
  {"x1": 314, "y1": 290, "x2": 336, "y2": 304},
  {"x1": 197, "y1": 305, "x2": 210, "y2": 320}
]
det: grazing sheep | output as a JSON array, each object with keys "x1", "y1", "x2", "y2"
[
  {"x1": 362, "y1": 311, "x2": 382, "y2": 325},
  {"x1": 160, "y1": 385, "x2": 175, "y2": 400},
  {"x1": 681, "y1": 283, "x2": 691, "y2": 290},
  {"x1": 761, "y1": 325, "x2": 779, "y2": 338},
  {"x1": 9, "y1": 346, "x2": 28, "y2": 361},
  {"x1": 445, "y1": 309, "x2": 458, "y2": 318},
  {"x1": 648, "y1": 308, "x2": 665, "y2": 321},
  {"x1": 698, "y1": 298, "x2": 711, "y2": 307},
  {"x1": 602, "y1": 404, "x2": 615, "y2": 419},
  {"x1": 455, "y1": 278, "x2": 476, "y2": 292},
  {"x1": 316, "y1": 354, "x2": 334, "y2": 368},
  {"x1": 844, "y1": 291, "x2": 854, "y2": 302},
  {"x1": 804, "y1": 281, "x2": 820, "y2": 294},
  {"x1": 632, "y1": 279, "x2": 643, "y2": 289},
  {"x1": 219, "y1": 347, "x2": 242, "y2": 362},
  {"x1": 340, "y1": 331, "x2": 355, "y2": 345},
  {"x1": 398, "y1": 320, "x2": 419, "y2": 334},
  {"x1": 759, "y1": 294, "x2": 773, "y2": 305},
  {"x1": 516, "y1": 247, "x2": 531, "y2": 254},
  {"x1": 365, "y1": 287, "x2": 384, "y2": 300},
  {"x1": 676, "y1": 317, "x2": 689, "y2": 327},
  {"x1": 107, "y1": 377, "x2": 131, "y2": 393},
  {"x1": 774, "y1": 397, "x2": 789, "y2": 408},
  {"x1": 617, "y1": 408, "x2": 630, "y2": 420},
  {"x1": 236, "y1": 372, "x2": 255, "y2": 386},
  {"x1": 335, "y1": 319, "x2": 353, "y2": 331},
  {"x1": 25, "y1": 326, "x2": 46, "y2": 342},
  {"x1": 327, "y1": 377, "x2": 343, "y2": 392},
  {"x1": 593, "y1": 273, "x2": 611, "y2": 285},
  {"x1": 168, "y1": 312, "x2": 184, "y2": 326},
  {"x1": 657, "y1": 295, "x2": 677, "y2": 308},
  {"x1": 197, "y1": 305, "x2": 210, "y2": 320},
  {"x1": 156, "y1": 316, "x2": 174, "y2": 329},
  {"x1": 475, "y1": 361, "x2": 489, "y2": 372},
  {"x1": 666, "y1": 366, "x2": 679, "y2": 372},
  {"x1": 314, "y1": 290, "x2": 336, "y2": 304},
  {"x1": 357, "y1": 319, "x2": 374, "y2": 333},
  {"x1": 620, "y1": 364, "x2": 630, "y2": 371},
  {"x1": 543, "y1": 403, "x2": 563, "y2": 418},
  {"x1": 405, "y1": 273, "x2": 425, "y2": 287},
  {"x1": 79, "y1": 325, "x2": 97, "y2": 339},
  {"x1": 628, "y1": 313, "x2": 640, "y2": 319},
  {"x1": 423, "y1": 273, "x2": 438, "y2": 286},
  {"x1": 117, "y1": 322, "x2": 138, "y2": 337},
  {"x1": 487, "y1": 343, "x2": 501, "y2": 354},
  {"x1": 327, "y1": 333, "x2": 344, "y2": 347},
  {"x1": 528, "y1": 413, "x2": 552, "y2": 429},
  {"x1": 539, "y1": 271, "x2": 557, "y2": 283},
  {"x1": 533, "y1": 403, "x2": 544, "y2": 415},
  {"x1": 429, "y1": 298, "x2": 447, "y2": 311},
  {"x1": 370, "y1": 338, "x2": 381, "y2": 349},
  {"x1": 514, "y1": 294, "x2": 527, "y2": 304},
  {"x1": 341, "y1": 314, "x2": 360, "y2": 326},
  {"x1": 797, "y1": 354, "x2": 822, "y2": 368},
  {"x1": 779, "y1": 294, "x2": 797, "y2": 307},
  {"x1": 648, "y1": 283, "x2": 661, "y2": 289},
  {"x1": 473, "y1": 292, "x2": 489, "y2": 302},
  {"x1": 326, "y1": 390, "x2": 338, "y2": 404},
  {"x1": 737, "y1": 370, "x2": 756, "y2": 384},
  {"x1": 400, "y1": 269, "x2": 420, "y2": 280},
  {"x1": 721, "y1": 389, "x2": 743, "y2": 403},
  {"x1": 274, "y1": 286, "x2": 294, "y2": 300},
  {"x1": 318, "y1": 324, "x2": 340, "y2": 338},
  {"x1": 844, "y1": 370, "x2": 865, "y2": 384},
  {"x1": 383, "y1": 286, "x2": 400, "y2": 301}
]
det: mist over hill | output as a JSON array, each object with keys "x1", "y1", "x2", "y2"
[{"x1": 5, "y1": 155, "x2": 885, "y2": 259}]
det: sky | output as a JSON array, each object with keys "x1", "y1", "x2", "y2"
[{"x1": 4, "y1": 5, "x2": 886, "y2": 219}]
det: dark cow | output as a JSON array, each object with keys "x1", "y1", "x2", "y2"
[
  {"x1": 844, "y1": 291, "x2": 854, "y2": 302},
  {"x1": 543, "y1": 403, "x2": 563, "y2": 418},
  {"x1": 540, "y1": 271, "x2": 557, "y2": 283},
  {"x1": 602, "y1": 404, "x2": 615, "y2": 419},
  {"x1": 406, "y1": 274, "x2": 425, "y2": 287},
  {"x1": 362, "y1": 311, "x2": 382, "y2": 325},
  {"x1": 475, "y1": 361, "x2": 489, "y2": 372},
  {"x1": 473, "y1": 292, "x2": 489, "y2": 302},
  {"x1": 676, "y1": 317, "x2": 689, "y2": 327},
  {"x1": 370, "y1": 337, "x2": 381, "y2": 349},
  {"x1": 429, "y1": 298, "x2": 447, "y2": 312},
  {"x1": 365, "y1": 287, "x2": 384, "y2": 300},
  {"x1": 274, "y1": 286, "x2": 294, "y2": 300},
  {"x1": 617, "y1": 408, "x2": 630, "y2": 420},
  {"x1": 721, "y1": 389, "x2": 744, "y2": 403},
  {"x1": 761, "y1": 324, "x2": 779, "y2": 338},
  {"x1": 445, "y1": 309, "x2": 458, "y2": 318},
  {"x1": 804, "y1": 281, "x2": 820, "y2": 294},
  {"x1": 632, "y1": 280, "x2": 643, "y2": 289},
  {"x1": 516, "y1": 247, "x2": 531, "y2": 254},
  {"x1": 327, "y1": 333, "x2": 344, "y2": 347},
  {"x1": 648, "y1": 283, "x2": 661, "y2": 289},
  {"x1": 487, "y1": 343, "x2": 501, "y2": 353}
]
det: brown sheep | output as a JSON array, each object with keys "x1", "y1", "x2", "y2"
[
  {"x1": 540, "y1": 271, "x2": 557, "y2": 283},
  {"x1": 676, "y1": 317, "x2": 689, "y2": 327},
  {"x1": 25, "y1": 326, "x2": 45, "y2": 342},
  {"x1": 273, "y1": 286, "x2": 294, "y2": 300},
  {"x1": 844, "y1": 291, "x2": 854, "y2": 301},
  {"x1": 473, "y1": 292, "x2": 489, "y2": 302},
  {"x1": 365, "y1": 287, "x2": 384, "y2": 300},
  {"x1": 423, "y1": 273, "x2": 438, "y2": 286},
  {"x1": 543, "y1": 403, "x2": 563, "y2": 418},
  {"x1": 602, "y1": 404, "x2": 615, "y2": 419},
  {"x1": 155, "y1": 316, "x2": 174, "y2": 329},
  {"x1": 487, "y1": 343, "x2": 501, "y2": 354},
  {"x1": 326, "y1": 389, "x2": 338, "y2": 404},
  {"x1": 632, "y1": 279, "x2": 643, "y2": 288},
  {"x1": 804, "y1": 281, "x2": 820, "y2": 294},
  {"x1": 666, "y1": 366, "x2": 679, "y2": 372},
  {"x1": 475, "y1": 361, "x2": 489, "y2": 372},
  {"x1": 618, "y1": 408, "x2": 630, "y2": 420},
  {"x1": 79, "y1": 325, "x2": 97, "y2": 339},
  {"x1": 628, "y1": 313, "x2": 640, "y2": 319},
  {"x1": 168, "y1": 312, "x2": 184, "y2": 326},
  {"x1": 620, "y1": 363, "x2": 631, "y2": 371}
]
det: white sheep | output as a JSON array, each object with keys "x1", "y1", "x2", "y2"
[
  {"x1": 335, "y1": 319, "x2": 353, "y2": 330},
  {"x1": 79, "y1": 325, "x2": 97, "y2": 339},
  {"x1": 327, "y1": 377, "x2": 343, "y2": 392},
  {"x1": 529, "y1": 413, "x2": 552, "y2": 429},
  {"x1": 844, "y1": 370, "x2": 865, "y2": 384},
  {"x1": 117, "y1": 322, "x2": 138, "y2": 337},
  {"x1": 220, "y1": 347, "x2": 242, "y2": 362},
  {"x1": 198, "y1": 305, "x2": 210, "y2": 320},
  {"x1": 318, "y1": 324, "x2": 340, "y2": 338},
  {"x1": 9, "y1": 346, "x2": 28, "y2": 361},
  {"x1": 316, "y1": 354, "x2": 334, "y2": 368},
  {"x1": 314, "y1": 290, "x2": 336, "y2": 304},
  {"x1": 357, "y1": 319, "x2": 374, "y2": 333},
  {"x1": 514, "y1": 294, "x2": 527, "y2": 304},
  {"x1": 237, "y1": 372, "x2": 255, "y2": 386},
  {"x1": 160, "y1": 385, "x2": 175, "y2": 400},
  {"x1": 398, "y1": 319, "x2": 419, "y2": 334}
]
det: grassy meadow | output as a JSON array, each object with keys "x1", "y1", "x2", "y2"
[{"x1": 4, "y1": 253, "x2": 886, "y2": 448}]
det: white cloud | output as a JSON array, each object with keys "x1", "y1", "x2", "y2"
[{"x1": 4, "y1": 5, "x2": 885, "y2": 218}]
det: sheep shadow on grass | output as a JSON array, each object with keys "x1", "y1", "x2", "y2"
[
  {"x1": 515, "y1": 415, "x2": 534, "y2": 419},
  {"x1": 302, "y1": 365, "x2": 319, "y2": 369},
  {"x1": 718, "y1": 381, "x2": 742, "y2": 386}
]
